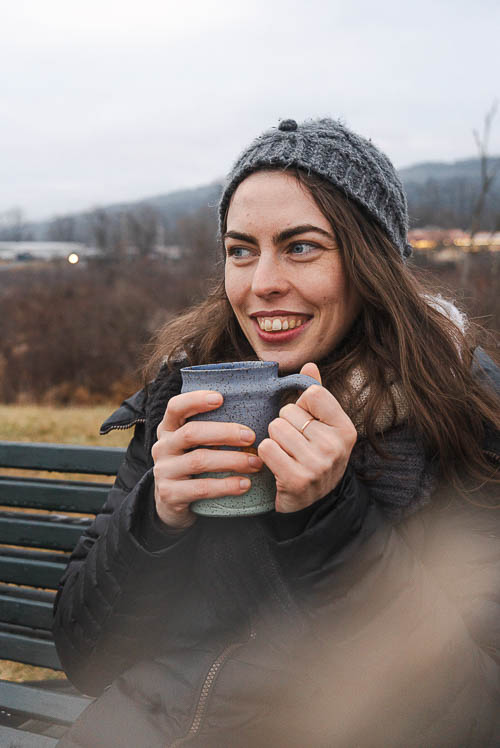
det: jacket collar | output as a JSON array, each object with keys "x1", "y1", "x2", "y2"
[{"x1": 100, "y1": 388, "x2": 147, "y2": 435}]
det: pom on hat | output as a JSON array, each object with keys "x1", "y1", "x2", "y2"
[{"x1": 278, "y1": 119, "x2": 298, "y2": 132}]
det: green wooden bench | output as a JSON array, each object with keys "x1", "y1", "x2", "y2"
[{"x1": 0, "y1": 440, "x2": 126, "y2": 746}]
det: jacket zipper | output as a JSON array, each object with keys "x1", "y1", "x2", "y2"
[
  {"x1": 484, "y1": 449, "x2": 500, "y2": 465},
  {"x1": 169, "y1": 630, "x2": 256, "y2": 747},
  {"x1": 101, "y1": 417, "x2": 145, "y2": 434}
]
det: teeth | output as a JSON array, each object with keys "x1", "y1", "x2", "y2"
[{"x1": 256, "y1": 316, "x2": 306, "y2": 332}]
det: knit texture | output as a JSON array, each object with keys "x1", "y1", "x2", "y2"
[
  {"x1": 350, "y1": 426, "x2": 438, "y2": 522},
  {"x1": 219, "y1": 117, "x2": 413, "y2": 260}
]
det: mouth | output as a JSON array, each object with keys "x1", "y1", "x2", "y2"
[{"x1": 249, "y1": 312, "x2": 313, "y2": 342}]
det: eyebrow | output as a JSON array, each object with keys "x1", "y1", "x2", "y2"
[{"x1": 223, "y1": 224, "x2": 336, "y2": 245}]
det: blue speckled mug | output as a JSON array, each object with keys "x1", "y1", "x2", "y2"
[{"x1": 180, "y1": 361, "x2": 318, "y2": 517}]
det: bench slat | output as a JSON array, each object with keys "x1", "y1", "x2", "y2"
[
  {"x1": 0, "y1": 513, "x2": 90, "y2": 551},
  {"x1": 0, "y1": 725, "x2": 59, "y2": 747},
  {"x1": 0, "y1": 630, "x2": 61, "y2": 670},
  {"x1": 0, "y1": 593, "x2": 53, "y2": 630},
  {"x1": 0, "y1": 551, "x2": 68, "y2": 589},
  {"x1": 0, "y1": 681, "x2": 92, "y2": 725},
  {"x1": 0, "y1": 476, "x2": 109, "y2": 513},
  {"x1": 0, "y1": 584, "x2": 55, "y2": 604},
  {"x1": 0, "y1": 442, "x2": 125, "y2": 475}
]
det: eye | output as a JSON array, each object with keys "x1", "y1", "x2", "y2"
[
  {"x1": 226, "y1": 246, "x2": 253, "y2": 259},
  {"x1": 288, "y1": 242, "x2": 318, "y2": 257}
]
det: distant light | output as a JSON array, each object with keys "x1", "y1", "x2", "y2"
[
  {"x1": 414, "y1": 240, "x2": 437, "y2": 249},
  {"x1": 68, "y1": 253, "x2": 79, "y2": 264}
]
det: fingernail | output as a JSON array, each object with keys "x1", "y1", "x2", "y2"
[
  {"x1": 240, "y1": 428, "x2": 254, "y2": 443},
  {"x1": 248, "y1": 455, "x2": 261, "y2": 468},
  {"x1": 207, "y1": 393, "x2": 222, "y2": 404},
  {"x1": 239, "y1": 478, "x2": 251, "y2": 490}
]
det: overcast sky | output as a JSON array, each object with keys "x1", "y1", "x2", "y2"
[{"x1": 1, "y1": 0, "x2": 499, "y2": 220}]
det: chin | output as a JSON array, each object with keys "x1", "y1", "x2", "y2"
[
  {"x1": 250, "y1": 341, "x2": 307, "y2": 373},
  {"x1": 275, "y1": 356, "x2": 306, "y2": 374}
]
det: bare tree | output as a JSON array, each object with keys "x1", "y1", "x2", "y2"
[
  {"x1": 0, "y1": 207, "x2": 32, "y2": 241},
  {"x1": 108, "y1": 211, "x2": 129, "y2": 258},
  {"x1": 46, "y1": 215, "x2": 76, "y2": 242},
  {"x1": 87, "y1": 208, "x2": 111, "y2": 252},
  {"x1": 461, "y1": 101, "x2": 499, "y2": 286},
  {"x1": 126, "y1": 204, "x2": 159, "y2": 258},
  {"x1": 470, "y1": 100, "x2": 499, "y2": 238},
  {"x1": 176, "y1": 204, "x2": 218, "y2": 279}
]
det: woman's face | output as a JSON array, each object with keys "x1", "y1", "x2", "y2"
[{"x1": 224, "y1": 171, "x2": 360, "y2": 373}]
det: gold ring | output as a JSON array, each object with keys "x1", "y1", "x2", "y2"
[{"x1": 299, "y1": 416, "x2": 315, "y2": 435}]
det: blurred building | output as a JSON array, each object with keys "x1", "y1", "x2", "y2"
[
  {"x1": 408, "y1": 229, "x2": 500, "y2": 252},
  {"x1": 0, "y1": 242, "x2": 94, "y2": 264}
]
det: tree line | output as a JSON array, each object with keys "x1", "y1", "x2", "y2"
[{"x1": 0, "y1": 201, "x2": 220, "y2": 267}]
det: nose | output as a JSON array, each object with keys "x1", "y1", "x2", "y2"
[{"x1": 251, "y1": 253, "x2": 289, "y2": 298}]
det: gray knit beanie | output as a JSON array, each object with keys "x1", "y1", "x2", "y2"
[{"x1": 218, "y1": 117, "x2": 412, "y2": 260}]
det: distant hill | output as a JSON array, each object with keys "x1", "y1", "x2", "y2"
[
  {"x1": 399, "y1": 157, "x2": 500, "y2": 186},
  {"x1": 400, "y1": 156, "x2": 500, "y2": 229},
  {"x1": 102, "y1": 181, "x2": 223, "y2": 220},
  {"x1": 134, "y1": 182, "x2": 223, "y2": 216},
  {"x1": 20, "y1": 182, "x2": 223, "y2": 243},
  {"x1": 10, "y1": 155, "x2": 500, "y2": 243}
]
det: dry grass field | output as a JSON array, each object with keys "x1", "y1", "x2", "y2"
[
  {"x1": 0, "y1": 403, "x2": 131, "y2": 683},
  {"x1": 0, "y1": 404, "x2": 132, "y2": 447}
]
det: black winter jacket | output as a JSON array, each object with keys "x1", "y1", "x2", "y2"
[{"x1": 53, "y1": 355, "x2": 500, "y2": 747}]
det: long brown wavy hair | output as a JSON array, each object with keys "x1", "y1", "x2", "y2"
[{"x1": 143, "y1": 167, "x2": 499, "y2": 488}]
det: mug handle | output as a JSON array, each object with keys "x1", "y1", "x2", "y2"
[{"x1": 273, "y1": 373, "x2": 319, "y2": 394}]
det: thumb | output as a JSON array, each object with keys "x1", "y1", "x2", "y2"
[{"x1": 300, "y1": 362, "x2": 322, "y2": 385}]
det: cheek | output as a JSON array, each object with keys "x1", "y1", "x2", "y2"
[
  {"x1": 224, "y1": 268, "x2": 236, "y2": 302},
  {"x1": 224, "y1": 268, "x2": 244, "y2": 313},
  {"x1": 312, "y1": 276, "x2": 344, "y2": 308},
  {"x1": 315, "y1": 269, "x2": 358, "y2": 321}
]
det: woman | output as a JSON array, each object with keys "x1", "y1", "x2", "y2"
[{"x1": 54, "y1": 118, "x2": 500, "y2": 747}]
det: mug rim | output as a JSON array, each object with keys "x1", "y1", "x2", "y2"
[{"x1": 181, "y1": 360, "x2": 278, "y2": 373}]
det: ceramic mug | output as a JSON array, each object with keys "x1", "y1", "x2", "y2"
[{"x1": 180, "y1": 361, "x2": 318, "y2": 516}]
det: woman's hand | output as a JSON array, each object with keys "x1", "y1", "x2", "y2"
[
  {"x1": 151, "y1": 390, "x2": 263, "y2": 530},
  {"x1": 258, "y1": 363, "x2": 357, "y2": 514}
]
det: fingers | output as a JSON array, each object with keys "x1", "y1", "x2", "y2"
[
  {"x1": 152, "y1": 388, "x2": 261, "y2": 530},
  {"x1": 277, "y1": 403, "x2": 323, "y2": 441},
  {"x1": 163, "y1": 448, "x2": 263, "y2": 480},
  {"x1": 299, "y1": 361, "x2": 322, "y2": 384},
  {"x1": 276, "y1": 401, "x2": 357, "y2": 456},
  {"x1": 259, "y1": 415, "x2": 352, "y2": 512},
  {"x1": 265, "y1": 416, "x2": 334, "y2": 477},
  {"x1": 154, "y1": 420, "x2": 255, "y2": 458},
  {"x1": 158, "y1": 390, "x2": 224, "y2": 436},
  {"x1": 293, "y1": 384, "x2": 355, "y2": 434},
  {"x1": 267, "y1": 414, "x2": 318, "y2": 459},
  {"x1": 258, "y1": 437, "x2": 317, "y2": 496},
  {"x1": 153, "y1": 473, "x2": 252, "y2": 529},
  {"x1": 155, "y1": 474, "x2": 252, "y2": 508}
]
